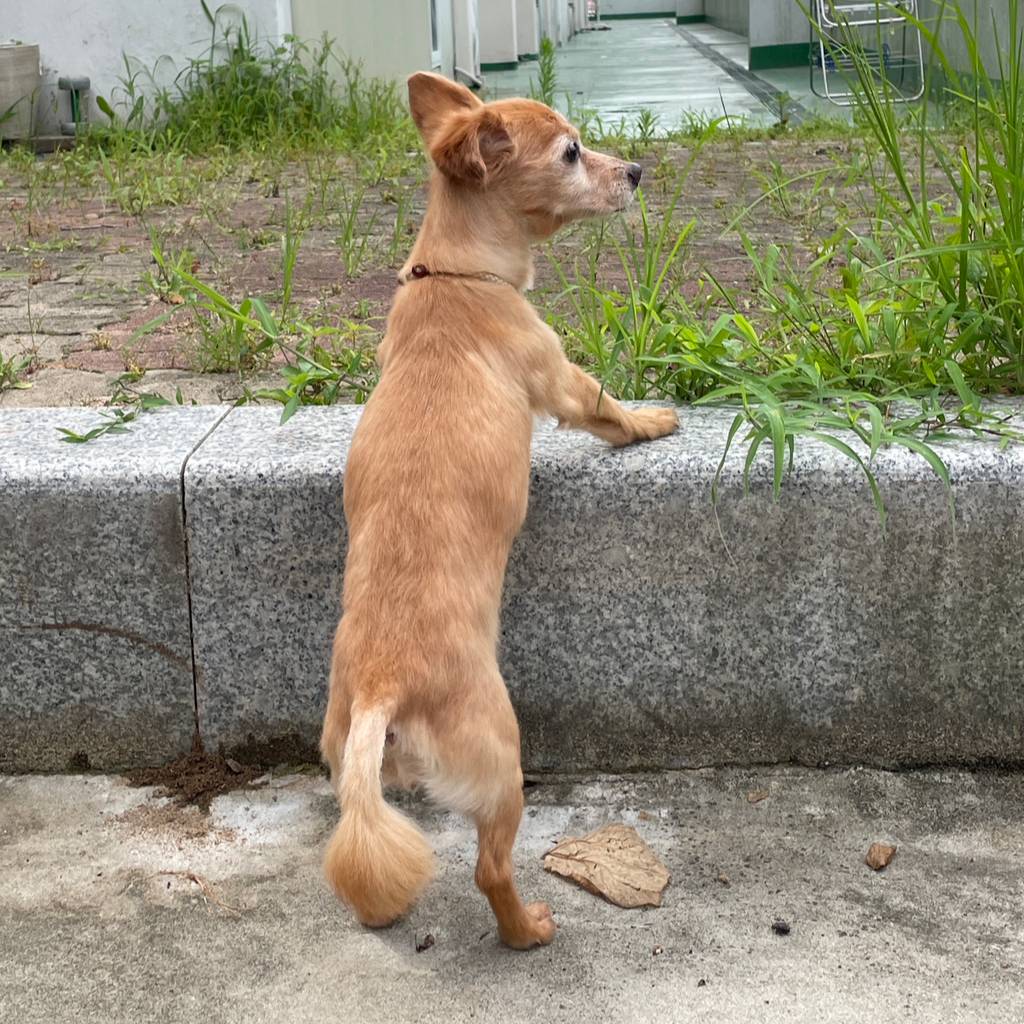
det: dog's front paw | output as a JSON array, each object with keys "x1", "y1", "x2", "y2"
[{"x1": 621, "y1": 406, "x2": 679, "y2": 445}]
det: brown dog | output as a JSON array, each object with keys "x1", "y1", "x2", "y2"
[{"x1": 320, "y1": 72, "x2": 678, "y2": 949}]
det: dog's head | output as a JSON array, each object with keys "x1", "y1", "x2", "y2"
[{"x1": 407, "y1": 72, "x2": 641, "y2": 239}]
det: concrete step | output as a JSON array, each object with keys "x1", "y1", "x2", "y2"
[
  {"x1": 0, "y1": 407, "x2": 226, "y2": 771},
  {"x1": 1, "y1": 767, "x2": 1022, "y2": 1023},
  {"x1": 2, "y1": 404, "x2": 1023, "y2": 771}
]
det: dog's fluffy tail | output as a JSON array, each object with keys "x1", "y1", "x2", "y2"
[{"x1": 323, "y1": 704, "x2": 434, "y2": 927}]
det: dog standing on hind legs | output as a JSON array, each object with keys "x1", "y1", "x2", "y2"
[{"x1": 320, "y1": 72, "x2": 679, "y2": 949}]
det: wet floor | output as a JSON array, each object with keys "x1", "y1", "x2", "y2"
[{"x1": 484, "y1": 17, "x2": 775, "y2": 129}]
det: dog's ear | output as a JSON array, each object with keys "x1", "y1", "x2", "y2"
[
  {"x1": 408, "y1": 72, "x2": 482, "y2": 146},
  {"x1": 429, "y1": 109, "x2": 514, "y2": 184}
]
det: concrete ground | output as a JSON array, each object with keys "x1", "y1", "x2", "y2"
[
  {"x1": 484, "y1": 18, "x2": 772, "y2": 125},
  {"x1": 1, "y1": 767, "x2": 1022, "y2": 1023},
  {"x1": 755, "y1": 63, "x2": 857, "y2": 120},
  {"x1": 484, "y1": 17, "x2": 855, "y2": 128}
]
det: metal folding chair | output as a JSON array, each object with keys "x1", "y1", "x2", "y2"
[{"x1": 809, "y1": 0, "x2": 925, "y2": 105}]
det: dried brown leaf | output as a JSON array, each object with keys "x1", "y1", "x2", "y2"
[
  {"x1": 865, "y1": 842, "x2": 897, "y2": 871},
  {"x1": 543, "y1": 823, "x2": 670, "y2": 908}
]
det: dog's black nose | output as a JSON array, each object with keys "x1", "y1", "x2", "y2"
[{"x1": 627, "y1": 163, "x2": 642, "y2": 189}]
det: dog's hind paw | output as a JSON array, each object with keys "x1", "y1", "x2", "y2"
[{"x1": 501, "y1": 901, "x2": 557, "y2": 950}]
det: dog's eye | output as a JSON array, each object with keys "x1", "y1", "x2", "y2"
[{"x1": 564, "y1": 141, "x2": 580, "y2": 164}]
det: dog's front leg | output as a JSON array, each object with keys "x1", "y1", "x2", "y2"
[{"x1": 540, "y1": 356, "x2": 679, "y2": 447}]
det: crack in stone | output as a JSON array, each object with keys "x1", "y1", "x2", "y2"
[{"x1": 15, "y1": 621, "x2": 191, "y2": 670}]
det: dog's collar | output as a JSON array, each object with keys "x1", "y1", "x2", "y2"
[{"x1": 396, "y1": 263, "x2": 520, "y2": 291}]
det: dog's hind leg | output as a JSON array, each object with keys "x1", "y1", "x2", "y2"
[
  {"x1": 320, "y1": 693, "x2": 349, "y2": 790},
  {"x1": 433, "y1": 684, "x2": 556, "y2": 949},
  {"x1": 320, "y1": 642, "x2": 351, "y2": 789},
  {"x1": 474, "y1": 781, "x2": 556, "y2": 949}
]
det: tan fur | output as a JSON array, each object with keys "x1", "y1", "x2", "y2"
[{"x1": 321, "y1": 73, "x2": 678, "y2": 950}]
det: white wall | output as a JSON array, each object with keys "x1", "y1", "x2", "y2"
[
  {"x1": 516, "y1": 0, "x2": 541, "y2": 57},
  {"x1": 566, "y1": 0, "x2": 580, "y2": 41},
  {"x1": 722, "y1": 0, "x2": 1024, "y2": 80},
  {"x1": 749, "y1": 0, "x2": 806, "y2": 47},
  {"x1": 704, "y1": 0, "x2": 748, "y2": 35},
  {"x1": 599, "y1": 0, "x2": 674, "y2": 14},
  {"x1": 572, "y1": 0, "x2": 588, "y2": 32},
  {"x1": 454, "y1": 0, "x2": 482, "y2": 81},
  {"x1": 538, "y1": 0, "x2": 574, "y2": 46},
  {"x1": 435, "y1": 0, "x2": 457, "y2": 74},
  {"x1": 292, "y1": 0, "x2": 436, "y2": 82},
  {"x1": 2, "y1": 0, "x2": 289, "y2": 135},
  {"x1": 920, "y1": 0, "x2": 1021, "y2": 80},
  {"x1": 565, "y1": 0, "x2": 577, "y2": 44},
  {"x1": 480, "y1": 0, "x2": 519, "y2": 63},
  {"x1": 676, "y1": 0, "x2": 704, "y2": 19}
]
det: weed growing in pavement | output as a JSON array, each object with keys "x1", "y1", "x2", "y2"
[
  {"x1": 56, "y1": 373, "x2": 188, "y2": 443},
  {"x1": 333, "y1": 182, "x2": 380, "y2": 278},
  {"x1": 528, "y1": 37, "x2": 559, "y2": 108},
  {"x1": 0, "y1": 350, "x2": 32, "y2": 392},
  {"x1": 142, "y1": 231, "x2": 198, "y2": 303}
]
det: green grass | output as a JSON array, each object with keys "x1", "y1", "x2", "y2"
[
  {"x1": 542, "y1": 1, "x2": 1024, "y2": 518},
  {"x1": 333, "y1": 182, "x2": 381, "y2": 278},
  {"x1": 0, "y1": 0, "x2": 849, "y2": 222},
  {"x1": 90, "y1": 2, "x2": 417, "y2": 161}
]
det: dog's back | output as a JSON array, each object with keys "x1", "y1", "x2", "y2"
[{"x1": 336, "y1": 279, "x2": 536, "y2": 713}]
